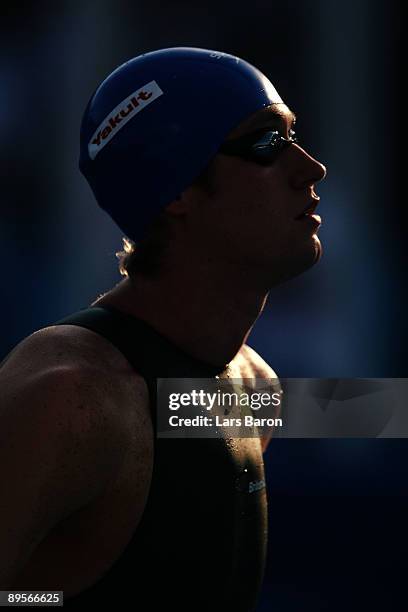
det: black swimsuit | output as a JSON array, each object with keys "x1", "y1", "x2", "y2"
[{"x1": 55, "y1": 305, "x2": 268, "y2": 611}]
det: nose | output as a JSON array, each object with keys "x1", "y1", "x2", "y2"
[{"x1": 289, "y1": 143, "x2": 327, "y2": 190}]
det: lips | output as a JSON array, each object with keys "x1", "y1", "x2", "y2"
[{"x1": 295, "y1": 197, "x2": 320, "y2": 220}]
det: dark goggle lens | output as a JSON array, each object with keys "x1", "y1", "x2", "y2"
[
  {"x1": 250, "y1": 129, "x2": 298, "y2": 163},
  {"x1": 220, "y1": 129, "x2": 298, "y2": 164}
]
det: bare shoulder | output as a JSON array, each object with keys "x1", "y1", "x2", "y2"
[
  {"x1": 0, "y1": 322, "x2": 152, "y2": 452},
  {"x1": 1, "y1": 323, "x2": 147, "y2": 400},
  {"x1": 2, "y1": 323, "x2": 135, "y2": 377},
  {"x1": 237, "y1": 344, "x2": 280, "y2": 379}
]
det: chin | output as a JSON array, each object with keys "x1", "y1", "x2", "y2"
[
  {"x1": 298, "y1": 235, "x2": 323, "y2": 274},
  {"x1": 268, "y1": 237, "x2": 323, "y2": 287},
  {"x1": 312, "y1": 235, "x2": 323, "y2": 263}
]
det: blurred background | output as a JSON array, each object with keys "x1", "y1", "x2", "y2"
[{"x1": 1, "y1": 1, "x2": 405, "y2": 610}]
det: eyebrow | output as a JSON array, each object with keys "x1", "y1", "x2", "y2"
[
  {"x1": 246, "y1": 107, "x2": 297, "y2": 133},
  {"x1": 226, "y1": 105, "x2": 297, "y2": 141}
]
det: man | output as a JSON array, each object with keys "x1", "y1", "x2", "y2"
[{"x1": 0, "y1": 48, "x2": 326, "y2": 610}]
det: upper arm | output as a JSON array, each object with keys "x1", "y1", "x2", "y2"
[{"x1": 0, "y1": 365, "x2": 129, "y2": 587}]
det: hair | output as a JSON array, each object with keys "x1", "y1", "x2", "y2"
[
  {"x1": 116, "y1": 159, "x2": 217, "y2": 278},
  {"x1": 116, "y1": 210, "x2": 172, "y2": 278}
]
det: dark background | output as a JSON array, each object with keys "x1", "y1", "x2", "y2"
[{"x1": 1, "y1": 1, "x2": 405, "y2": 610}]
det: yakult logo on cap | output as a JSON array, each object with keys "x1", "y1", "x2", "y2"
[{"x1": 88, "y1": 80, "x2": 163, "y2": 160}]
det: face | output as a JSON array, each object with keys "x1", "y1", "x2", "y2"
[{"x1": 185, "y1": 103, "x2": 327, "y2": 287}]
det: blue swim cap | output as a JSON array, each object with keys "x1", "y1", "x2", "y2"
[{"x1": 79, "y1": 47, "x2": 283, "y2": 241}]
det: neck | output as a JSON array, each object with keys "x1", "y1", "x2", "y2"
[{"x1": 92, "y1": 261, "x2": 269, "y2": 368}]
